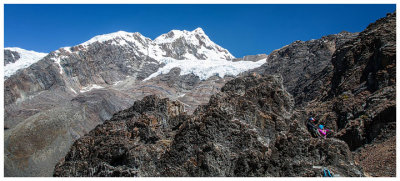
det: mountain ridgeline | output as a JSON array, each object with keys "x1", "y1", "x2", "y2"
[
  {"x1": 4, "y1": 27, "x2": 263, "y2": 176},
  {"x1": 5, "y1": 12, "x2": 396, "y2": 177}
]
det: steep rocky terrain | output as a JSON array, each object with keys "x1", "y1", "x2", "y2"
[
  {"x1": 4, "y1": 49, "x2": 20, "y2": 65},
  {"x1": 54, "y1": 74, "x2": 363, "y2": 177},
  {"x1": 4, "y1": 28, "x2": 263, "y2": 176},
  {"x1": 254, "y1": 12, "x2": 396, "y2": 176},
  {"x1": 53, "y1": 12, "x2": 395, "y2": 177},
  {"x1": 252, "y1": 31, "x2": 359, "y2": 106},
  {"x1": 5, "y1": 12, "x2": 396, "y2": 177}
]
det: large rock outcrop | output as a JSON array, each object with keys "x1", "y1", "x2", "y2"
[
  {"x1": 252, "y1": 31, "x2": 358, "y2": 106},
  {"x1": 54, "y1": 74, "x2": 363, "y2": 177}
]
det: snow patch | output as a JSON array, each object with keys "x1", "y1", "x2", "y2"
[
  {"x1": 51, "y1": 57, "x2": 64, "y2": 74},
  {"x1": 4, "y1": 47, "x2": 47, "y2": 77},
  {"x1": 69, "y1": 87, "x2": 77, "y2": 94},
  {"x1": 144, "y1": 58, "x2": 267, "y2": 81},
  {"x1": 80, "y1": 84, "x2": 104, "y2": 93},
  {"x1": 81, "y1": 31, "x2": 133, "y2": 46},
  {"x1": 62, "y1": 47, "x2": 72, "y2": 53},
  {"x1": 113, "y1": 81, "x2": 123, "y2": 85}
]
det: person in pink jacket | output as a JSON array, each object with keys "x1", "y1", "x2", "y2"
[{"x1": 318, "y1": 125, "x2": 330, "y2": 139}]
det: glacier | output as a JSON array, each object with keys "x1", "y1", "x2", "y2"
[
  {"x1": 4, "y1": 47, "x2": 47, "y2": 78},
  {"x1": 144, "y1": 58, "x2": 267, "y2": 81}
]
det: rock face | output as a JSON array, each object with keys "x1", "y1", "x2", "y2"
[
  {"x1": 250, "y1": 12, "x2": 396, "y2": 176},
  {"x1": 54, "y1": 74, "x2": 363, "y2": 177},
  {"x1": 53, "y1": 95, "x2": 188, "y2": 176},
  {"x1": 233, "y1": 54, "x2": 268, "y2": 62},
  {"x1": 252, "y1": 31, "x2": 358, "y2": 106},
  {"x1": 328, "y1": 12, "x2": 396, "y2": 153},
  {"x1": 4, "y1": 49, "x2": 20, "y2": 65}
]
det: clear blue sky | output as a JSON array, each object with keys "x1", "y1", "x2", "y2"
[{"x1": 4, "y1": 4, "x2": 396, "y2": 58}]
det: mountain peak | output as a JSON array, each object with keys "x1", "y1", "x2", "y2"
[
  {"x1": 154, "y1": 27, "x2": 207, "y2": 44},
  {"x1": 152, "y1": 27, "x2": 234, "y2": 60},
  {"x1": 192, "y1": 27, "x2": 205, "y2": 34},
  {"x1": 80, "y1": 30, "x2": 144, "y2": 46}
]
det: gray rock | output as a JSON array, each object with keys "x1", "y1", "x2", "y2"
[{"x1": 4, "y1": 49, "x2": 20, "y2": 65}]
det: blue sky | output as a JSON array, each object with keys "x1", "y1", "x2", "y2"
[{"x1": 4, "y1": 4, "x2": 396, "y2": 58}]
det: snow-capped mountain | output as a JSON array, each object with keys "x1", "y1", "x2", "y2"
[
  {"x1": 4, "y1": 47, "x2": 47, "y2": 77},
  {"x1": 41, "y1": 28, "x2": 263, "y2": 88},
  {"x1": 154, "y1": 27, "x2": 234, "y2": 60},
  {"x1": 4, "y1": 28, "x2": 260, "y2": 84},
  {"x1": 77, "y1": 27, "x2": 234, "y2": 61},
  {"x1": 4, "y1": 28, "x2": 268, "y2": 177},
  {"x1": 4, "y1": 27, "x2": 266, "y2": 106}
]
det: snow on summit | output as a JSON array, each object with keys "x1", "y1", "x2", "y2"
[
  {"x1": 78, "y1": 27, "x2": 234, "y2": 61},
  {"x1": 4, "y1": 47, "x2": 47, "y2": 78},
  {"x1": 80, "y1": 31, "x2": 147, "y2": 46},
  {"x1": 69, "y1": 27, "x2": 264, "y2": 81},
  {"x1": 154, "y1": 27, "x2": 234, "y2": 60},
  {"x1": 4, "y1": 28, "x2": 265, "y2": 82}
]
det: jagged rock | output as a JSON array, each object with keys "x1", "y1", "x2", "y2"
[
  {"x1": 4, "y1": 49, "x2": 20, "y2": 65},
  {"x1": 53, "y1": 95, "x2": 188, "y2": 176},
  {"x1": 328, "y1": 12, "x2": 396, "y2": 151},
  {"x1": 298, "y1": 12, "x2": 396, "y2": 176},
  {"x1": 330, "y1": 13, "x2": 396, "y2": 95},
  {"x1": 54, "y1": 74, "x2": 363, "y2": 177},
  {"x1": 233, "y1": 54, "x2": 268, "y2": 62},
  {"x1": 247, "y1": 12, "x2": 396, "y2": 176},
  {"x1": 252, "y1": 31, "x2": 358, "y2": 106}
]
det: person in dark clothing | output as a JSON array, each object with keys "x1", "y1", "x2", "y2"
[{"x1": 306, "y1": 117, "x2": 319, "y2": 137}]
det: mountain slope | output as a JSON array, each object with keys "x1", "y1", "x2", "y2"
[
  {"x1": 4, "y1": 47, "x2": 47, "y2": 77},
  {"x1": 54, "y1": 74, "x2": 363, "y2": 177},
  {"x1": 53, "y1": 12, "x2": 395, "y2": 177},
  {"x1": 5, "y1": 28, "x2": 255, "y2": 107},
  {"x1": 4, "y1": 27, "x2": 264, "y2": 177},
  {"x1": 253, "y1": 12, "x2": 396, "y2": 176}
]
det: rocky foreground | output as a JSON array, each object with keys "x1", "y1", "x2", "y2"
[
  {"x1": 53, "y1": 12, "x2": 396, "y2": 177},
  {"x1": 54, "y1": 74, "x2": 364, "y2": 176}
]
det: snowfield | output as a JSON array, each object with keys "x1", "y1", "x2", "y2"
[
  {"x1": 4, "y1": 47, "x2": 47, "y2": 78},
  {"x1": 5, "y1": 28, "x2": 266, "y2": 82},
  {"x1": 80, "y1": 84, "x2": 105, "y2": 93},
  {"x1": 144, "y1": 58, "x2": 267, "y2": 81}
]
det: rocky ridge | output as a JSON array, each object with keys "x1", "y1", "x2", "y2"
[
  {"x1": 3, "y1": 27, "x2": 260, "y2": 177},
  {"x1": 54, "y1": 12, "x2": 396, "y2": 177},
  {"x1": 54, "y1": 74, "x2": 363, "y2": 176},
  {"x1": 4, "y1": 12, "x2": 396, "y2": 177}
]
